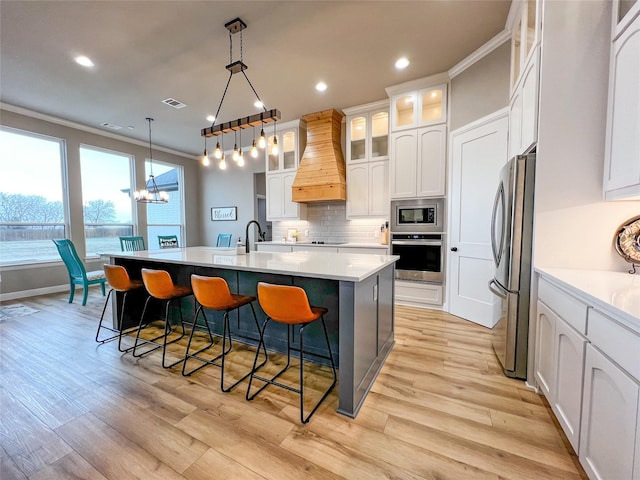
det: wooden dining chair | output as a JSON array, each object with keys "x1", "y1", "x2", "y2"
[
  {"x1": 216, "y1": 234, "x2": 233, "y2": 247},
  {"x1": 119, "y1": 235, "x2": 146, "y2": 251},
  {"x1": 52, "y1": 239, "x2": 107, "y2": 306},
  {"x1": 158, "y1": 235, "x2": 179, "y2": 249}
]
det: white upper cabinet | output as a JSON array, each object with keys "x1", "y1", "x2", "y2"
[
  {"x1": 344, "y1": 100, "x2": 390, "y2": 219},
  {"x1": 266, "y1": 120, "x2": 303, "y2": 173},
  {"x1": 507, "y1": 0, "x2": 541, "y2": 157},
  {"x1": 265, "y1": 119, "x2": 307, "y2": 220},
  {"x1": 612, "y1": 0, "x2": 640, "y2": 39},
  {"x1": 345, "y1": 101, "x2": 389, "y2": 164},
  {"x1": 390, "y1": 125, "x2": 446, "y2": 199},
  {"x1": 390, "y1": 84, "x2": 447, "y2": 132},
  {"x1": 603, "y1": 10, "x2": 640, "y2": 200}
]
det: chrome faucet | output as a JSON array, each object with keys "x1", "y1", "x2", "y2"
[{"x1": 245, "y1": 220, "x2": 264, "y2": 253}]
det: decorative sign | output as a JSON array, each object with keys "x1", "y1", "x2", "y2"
[{"x1": 211, "y1": 206, "x2": 237, "y2": 221}]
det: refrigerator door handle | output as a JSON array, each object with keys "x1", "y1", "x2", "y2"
[
  {"x1": 488, "y1": 278, "x2": 507, "y2": 299},
  {"x1": 490, "y1": 182, "x2": 505, "y2": 267}
]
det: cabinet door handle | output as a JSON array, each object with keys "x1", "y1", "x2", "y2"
[{"x1": 450, "y1": 247, "x2": 458, "y2": 252}]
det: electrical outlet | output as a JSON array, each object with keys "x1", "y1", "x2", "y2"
[
  {"x1": 373, "y1": 229, "x2": 379, "y2": 239},
  {"x1": 304, "y1": 229, "x2": 309, "y2": 237}
]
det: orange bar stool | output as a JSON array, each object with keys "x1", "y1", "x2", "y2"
[
  {"x1": 247, "y1": 282, "x2": 337, "y2": 423},
  {"x1": 186, "y1": 275, "x2": 267, "y2": 392},
  {"x1": 97, "y1": 264, "x2": 146, "y2": 352},
  {"x1": 133, "y1": 268, "x2": 192, "y2": 369}
]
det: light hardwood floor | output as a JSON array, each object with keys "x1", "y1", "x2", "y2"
[{"x1": 0, "y1": 291, "x2": 587, "y2": 480}]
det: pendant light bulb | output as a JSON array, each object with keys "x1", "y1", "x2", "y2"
[
  {"x1": 238, "y1": 151, "x2": 245, "y2": 167},
  {"x1": 232, "y1": 144, "x2": 239, "y2": 161},
  {"x1": 202, "y1": 149, "x2": 210, "y2": 166},
  {"x1": 214, "y1": 142, "x2": 222, "y2": 159},
  {"x1": 219, "y1": 153, "x2": 227, "y2": 170},
  {"x1": 271, "y1": 136, "x2": 279, "y2": 156},
  {"x1": 258, "y1": 128, "x2": 266, "y2": 149},
  {"x1": 251, "y1": 140, "x2": 258, "y2": 158}
]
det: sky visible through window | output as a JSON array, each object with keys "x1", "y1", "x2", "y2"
[{"x1": 1, "y1": 129, "x2": 174, "y2": 224}]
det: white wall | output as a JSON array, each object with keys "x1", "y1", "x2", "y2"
[
  {"x1": 198, "y1": 155, "x2": 265, "y2": 247},
  {"x1": 534, "y1": 0, "x2": 640, "y2": 272}
]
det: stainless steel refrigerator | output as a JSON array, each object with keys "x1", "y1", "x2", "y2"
[{"x1": 488, "y1": 153, "x2": 535, "y2": 379}]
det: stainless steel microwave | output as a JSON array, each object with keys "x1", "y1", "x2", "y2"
[{"x1": 391, "y1": 198, "x2": 445, "y2": 233}]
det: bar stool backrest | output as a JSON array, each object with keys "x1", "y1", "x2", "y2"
[
  {"x1": 103, "y1": 264, "x2": 137, "y2": 291},
  {"x1": 141, "y1": 268, "x2": 176, "y2": 299},
  {"x1": 257, "y1": 282, "x2": 316, "y2": 324},
  {"x1": 191, "y1": 275, "x2": 233, "y2": 310}
]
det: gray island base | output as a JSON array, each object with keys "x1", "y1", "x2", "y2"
[{"x1": 104, "y1": 247, "x2": 398, "y2": 418}]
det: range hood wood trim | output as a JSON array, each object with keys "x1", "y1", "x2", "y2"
[{"x1": 292, "y1": 108, "x2": 347, "y2": 203}]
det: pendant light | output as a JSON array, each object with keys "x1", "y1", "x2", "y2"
[
  {"x1": 200, "y1": 17, "x2": 280, "y2": 169},
  {"x1": 134, "y1": 118, "x2": 169, "y2": 204},
  {"x1": 201, "y1": 137, "x2": 210, "y2": 166}
]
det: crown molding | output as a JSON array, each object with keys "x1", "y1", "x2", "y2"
[
  {"x1": 448, "y1": 29, "x2": 511, "y2": 79},
  {"x1": 0, "y1": 102, "x2": 198, "y2": 160}
]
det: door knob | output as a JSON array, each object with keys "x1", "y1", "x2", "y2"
[{"x1": 450, "y1": 247, "x2": 458, "y2": 252}]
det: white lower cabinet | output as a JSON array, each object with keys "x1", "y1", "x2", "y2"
[
  {"x1": 535, "y1": 273, "x2": 640, "y2": 480},
  {"x1": 534, "y1": 297, "x2": 586, "y2": 452},
  {"x1": 553, "y1": 316, "x2": 586, "y2": 451},
  {"x1": 394, "y1": 280, "x2": 442, "y2": 307},
  {"x1": 579, "y1": 344, "x2": 639, "y2": 480}
]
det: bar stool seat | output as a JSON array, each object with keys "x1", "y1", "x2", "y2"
[
  {"x1": 133, "y1": 268, "x2": 192, "y2": 368},
  {"x1": 97, "y1": 264, "x2": 146, "y2": 352},
  {"x1": 186, "y1": 275, "x2": 267, "y2": 392},
  {"x1": 247, "y1": 282, "x2": 336, "y2": 423}
]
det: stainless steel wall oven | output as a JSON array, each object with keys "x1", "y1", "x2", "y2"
[{"x1": 390, "y1": 198, "x2": 445, "y2": 284}]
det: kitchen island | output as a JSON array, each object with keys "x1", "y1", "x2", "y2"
[{"x1": 103, "y1": 246, "x2": 398, "y2": 418}]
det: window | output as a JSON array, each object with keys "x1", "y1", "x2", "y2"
[
  {"x1": 0, "y1": 127, "x2": 67, "y2": 265},
  {"x1": 80, "y1": 146, "x2": 135, "y2": 257},
  {"x1": 145, "y1": 161, "x2": 184, "y2": 248}
]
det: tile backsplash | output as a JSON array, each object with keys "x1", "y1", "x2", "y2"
[{"x1": 272, "y1": 203, "x2": 387, "y2": 244}]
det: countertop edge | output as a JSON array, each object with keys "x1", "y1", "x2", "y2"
[{"x1": 535, "y1": 267, "x2": 640, "y2": 333}]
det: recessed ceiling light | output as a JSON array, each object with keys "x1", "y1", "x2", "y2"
[
  {"x1": 74, "y1": 55, "x2": 94, "y2": 68},
  {"x1": 206, "y1": 115, "x2": 215, "y2": 122},
  {"x1": 254, "y1": 101, "x2": 264, "y2": 109},
  {"x1": 395, "y1": 57, "x2": 410, "y2": 70},
  {"x1": 315, "y1": 81, "x2": 328, "y2": 92}
]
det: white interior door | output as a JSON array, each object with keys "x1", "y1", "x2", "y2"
[{"x1": 448, "y1": 110, "x2": 509, "y2": 327}]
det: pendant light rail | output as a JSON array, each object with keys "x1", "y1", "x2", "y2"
[{"x1": 201, "y1": 109, "x2": 281, "y2": 137}]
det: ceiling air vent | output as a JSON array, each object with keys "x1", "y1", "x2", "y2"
[
  {"x1": 100, "y1": 122, "x2": 122, "y2": 130},
  {"x1": 162, "y1": 97, "x2": 187, "y2": 109}
]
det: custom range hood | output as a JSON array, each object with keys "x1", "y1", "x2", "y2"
[{"x1": 292, "y1": 109, "x2": 346, "y2": 202}]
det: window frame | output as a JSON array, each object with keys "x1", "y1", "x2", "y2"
[{"x1": 0, "y1": 125, "x2": 70, "y2": 267}]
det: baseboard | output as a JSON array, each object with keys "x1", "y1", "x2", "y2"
[{"x1": 1, "y1": 284, "x2": 70, "y2": 302}]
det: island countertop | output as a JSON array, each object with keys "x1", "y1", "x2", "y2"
[{"x1": 104, "y1": 246, "x2": 398, "y2": 282}]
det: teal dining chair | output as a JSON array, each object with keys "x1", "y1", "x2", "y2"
[
  {"x1": 158, "y1": 235, "x2": 179, "y2": 249},
  {"x1": 216, "y1": 233, "x2": 233, "y2": 247},
  {"x1": 52, "y1": 239, "x2": 107, "y2": 306},
  {"x1": 119, "y1": 235, "x2": 146, "y2": 251}
]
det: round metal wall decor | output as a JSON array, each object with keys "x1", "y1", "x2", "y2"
[{"x1": 614, "y1": 214, "x2": 640, "y2": 274}]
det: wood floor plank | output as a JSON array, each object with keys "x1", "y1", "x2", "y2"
[
  {"x1": 384, "y1": 415, "x2": 584, "y2": 480},
  {"x1": 85, "y1": 386, "x2": 210, "y2": 474},
  {"x1": 182, "y1": 448, "x2": 267, "y2": 480},
  {"x1": 54, "y1": 413, "x2": 185, "y2": 480},
  {"x1": 0, "y1": 388, "x2": 72, "y2": 476},
  {"x1": 28, "y1": 451, "x2": 109, "y2": 480},
  {"x1": 0, "y1": 294, "x2": 588, "y2": 479},
  {"x1": 175, "y1": 409, "x2": 343, "y2": 480},
  {"x1": 302, "y1": 408, "x2": 502, "y2": 480}
]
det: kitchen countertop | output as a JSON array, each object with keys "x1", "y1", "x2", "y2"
[
  {"x1": 104, "y1": 246, "x2": 398, "y2": 282},
  {"x1": 536, "y1": 267, "x2": 640, "y2": 331}
]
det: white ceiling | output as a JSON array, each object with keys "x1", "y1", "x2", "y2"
[{"x1": 0, "y1": 1, "x2": 511, "y2": 157}]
